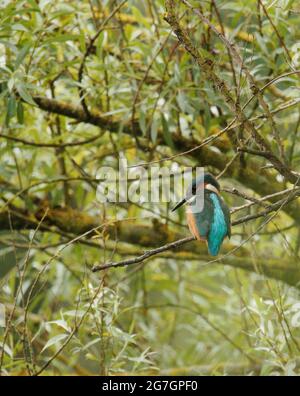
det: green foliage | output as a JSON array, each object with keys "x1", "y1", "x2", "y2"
[{"x1": 0, "y1": 0, "x2": 300, "y2": 376}]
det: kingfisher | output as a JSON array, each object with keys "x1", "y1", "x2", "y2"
[{"x1": 172, "y1": 173, "x2": 231, "y2": 256}]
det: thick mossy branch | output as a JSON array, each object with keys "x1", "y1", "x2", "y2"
[
  {"x1": 30, "y1": 96, "x2": 300, "y2": 225},
  {"x1": 1, "y1": 205, "x2": 300, "y2": 288},
  {"x1": 33, "y1": 96, "x2": 141, "y2": 136}
]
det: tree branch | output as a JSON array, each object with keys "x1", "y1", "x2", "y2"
[{"x1": 166, "y1": 0, "x2": 297, "y2": 184}]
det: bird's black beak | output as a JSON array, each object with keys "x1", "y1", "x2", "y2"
[{"x1": 171, "y1": 198, "x2": 187, "y2": 212}]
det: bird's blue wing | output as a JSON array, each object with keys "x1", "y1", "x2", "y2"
[{"x1": 207, "y1": 194, "x2": 230, "y2": 255}]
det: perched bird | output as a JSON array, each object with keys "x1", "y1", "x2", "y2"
[{"x1": 172, "y1": 173, "x2": 231, "y2": 256}]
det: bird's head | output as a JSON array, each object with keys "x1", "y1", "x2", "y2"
[{"x1": 171, "y1": 172, "x2": 220, "y2": 212}]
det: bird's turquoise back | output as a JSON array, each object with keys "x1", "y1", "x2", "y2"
[
  {"x1": 207, "y1": 193, "x2": 229, "y2": 256},
  {"x1": 188, "y1": 191, "x2": 230, "y2": 255}
]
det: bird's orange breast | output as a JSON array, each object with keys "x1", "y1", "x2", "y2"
[{"x1": 186, "y1": 208, "x2": 206, "y2": 242}]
